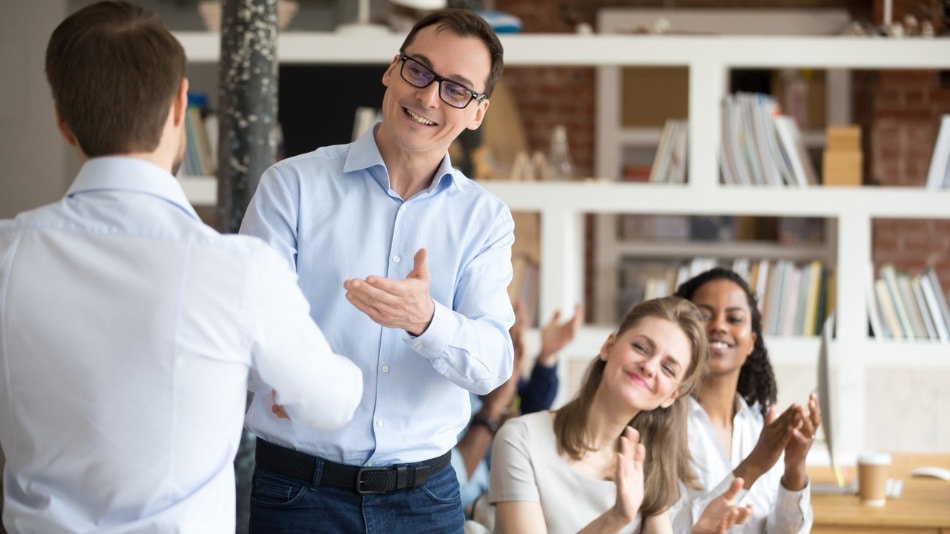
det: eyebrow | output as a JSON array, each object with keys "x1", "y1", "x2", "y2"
[
  {"x1": 405, "y1": 52, "x2": 479, "y2": 92},
  {"x1": 663, "y1": 355, "x2": 683, "y2": 371},
  {"x1": 697, "y1": 303, "x2": 748, "y2": 315},
  {"x1": 632, "y1": 333, "x2": 684, "y2": 371}
]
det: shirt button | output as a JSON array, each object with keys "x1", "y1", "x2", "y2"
[
  {"x1": 393, "y1": 255, "x2": 400, "y2": 263},
  {"x1": 376, "y1": 420, "x2": 384, "y2": 428},
  {"x1": 381, "y1": 365, "x2": 390, "y2": 373},
  {"x1": 415, "y1": 343, "x2": 423, "y2": 350},
  {"x1": 443, "y1": 371, "x2": 450, "y2": 377},
  {"x1": 399, "y1": 205, "x2": 406, "y2": 213}
]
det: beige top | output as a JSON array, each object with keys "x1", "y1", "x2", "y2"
[{"x1": 489, "y1": 411, "x2": 642, "y2": 534}]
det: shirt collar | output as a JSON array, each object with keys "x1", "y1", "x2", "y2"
[
  {"x1": 67, "y1": 156, "x2": 200, "y2": 220},
  {"x1": 343, "y1": 123, "x2": 465, "y2": 194},
  {"x1": 688, "y1": 393, "x2": 755, "y2": 418}
]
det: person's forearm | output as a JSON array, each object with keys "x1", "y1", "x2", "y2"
[
  {"x1": 780, "y1": 461, "x2": 808, "y2": 491},
  {"x1": 455, "y1": 418, "x2": 496, "y2": 477},
  {"x1": 732, "y1": 459, "x2": 766, "y2": 490}
]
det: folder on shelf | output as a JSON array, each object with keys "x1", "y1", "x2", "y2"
[
  {"x1": 923, "y1": 267, "x2": 950, "y2": 340},
  {"x1": 866, "y1": 262, "x2": 887, "y2": 340},
  {"x1": 911, "y1": 275, "x2": 939, "y2": 341},
  {"x1": 774, "y1": 115, "x2": 818, "y2": 187},
  {"x1": 926, "y1": 114, "x2": 950, "y2": 190},
  {"x1": 874, "y1": 278, "x2": 903, "y2": 341}
]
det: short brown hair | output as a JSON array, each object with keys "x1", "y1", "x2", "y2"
[
  {"x1": 399, "y1": 8, "x2": 503, "y2": 98},
  {"x1": 553, "y1": 296, "x2": 709, "y2": 516},
  {"x1": 45, "y1": 0, "x2": 186, "y2": 156}
]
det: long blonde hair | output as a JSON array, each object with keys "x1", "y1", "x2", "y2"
[{"x1": 553, "y1": 296, "x2": 708, "y2": 516}]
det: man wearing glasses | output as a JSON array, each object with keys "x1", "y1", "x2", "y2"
[{"x1": 240, "y1": 8, "x2": 514, "y2": 533}]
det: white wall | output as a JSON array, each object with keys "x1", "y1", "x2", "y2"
[{"x1": 0, "y1": 0, "x2": 72, "y2": 218}]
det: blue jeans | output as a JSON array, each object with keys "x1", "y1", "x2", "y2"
[{"x1": 249, "y1": 459, "x2": 464, "y2": 533}]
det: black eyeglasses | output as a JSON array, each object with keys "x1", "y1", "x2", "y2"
[{"x1": 398, "y1": 55, "x2": 486, "y2": 109}]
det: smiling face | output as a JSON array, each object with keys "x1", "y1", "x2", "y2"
[
  {"x1": 690, "y1": 279, "x2": 757, "y2": 377},
  {"x1": 377, "y1": 24, "x2": 490, "y2": 161},
  {"x1": 599, "y1": 316, "x2": 693, "y2": 412}
]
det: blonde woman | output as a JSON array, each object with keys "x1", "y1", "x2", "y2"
[{"x1": 489, "y1": 296, "x2": 751, "y2": 533}]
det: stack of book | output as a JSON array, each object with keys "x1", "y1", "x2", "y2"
[
  {"x1": 720, "y1": 92, "x2": 818, "y2": 187},
  {"x1": 867, "y1": 264, "x2": 950, "y2": 342}
]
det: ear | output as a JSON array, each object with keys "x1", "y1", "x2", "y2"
[
  {"x1": 382, "y1": 54, "x2": 400, "y2": 87},
  {"x1": 599, "y1": 332, "x2": 616, "y2": 362},
  {"x1": 466, "y1": 98, "x2": 490, "y2": 130},
  {"x1": 173, "y1": 78, "x2": 189, "y2": 128},
  {"x1": 54, "y1": 104, "x2": 78, "y2": 148}
]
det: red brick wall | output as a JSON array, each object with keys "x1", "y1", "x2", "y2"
[{"x1": 494, "y1": 0, "x2": 950, "y2": 306}]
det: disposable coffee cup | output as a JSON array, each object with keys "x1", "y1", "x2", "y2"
[{"x1": 857, "y1": 452, "x2": 891, "y2": 506}]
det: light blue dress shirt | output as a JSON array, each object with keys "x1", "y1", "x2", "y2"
[
  {"x1": 0, "y1": 157, "x2": 362, "y2": 532},
  {"x1": 241, "y1": 125, "x2": 516, "y2": 466}
]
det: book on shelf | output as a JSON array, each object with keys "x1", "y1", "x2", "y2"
[
  {"x1": 750, "y1": 258, "x2": 771, "y2": 312},
  {"x1": 801, "y1": 260, "x2": 824, "y2": 336},
  {"x1": 920, "y1": 268, "x2": 950, "y2": 342},
  {"x1": 910, "y1": 274, "x2": 939, "y2": 341},
  {"x1": 763, "y1": 260, "x2": 790, "y2": 335},
  {"x1": 865, "y1": 262, "x2": 888, "y2": 340},
  {"x1": 720, "y1": 92, "x2": 815, "y2": 187},
  {"x1": 182, "y1": 106, "x2": 216, "y2": 177},
  {"x1": 648, "y1": 119, "x2": 688, "y2": 184},
  {"x1": 926, "y1": 114, "x2": 950, "y2": 190},
  {"x1": 874, "y1": 278, "x2": 903, "y2": 341},
  {"x1": 773, "y1": 114, "x2": 819, "y2": 187},
  {"x1": 879, "y1": 265, "x2": 915, "y2": 340},
  {"x1": 869, "y1": 264, "x2": 950, "y2": 342},
  {"x1": 780, "y1": 265, "x2": 803, "y2": 336},
  {"x1": 896, "y1": 272, "x2": 928, "y2": 340}
]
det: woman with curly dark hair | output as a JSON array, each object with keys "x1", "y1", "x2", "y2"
[{"x1": 669, "y1": 267, "x2": 821, "y2": 533}]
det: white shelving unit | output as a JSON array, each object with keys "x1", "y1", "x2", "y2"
[
  {"x1": 176, "y1": 31, "x2": 950, "y2": 453},
  {"x1": 590, "y1": 10, "x2": 851, "y2": 325}
]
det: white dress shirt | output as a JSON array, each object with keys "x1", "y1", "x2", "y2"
[
  {"x1": 0, "y1": 157, "x2": 362, "y2": 533},
  {"x1": 669, "y1": 396, "x2": 812, "y2": 533}
]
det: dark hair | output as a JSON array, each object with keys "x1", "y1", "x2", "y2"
[
  {"x1": 45, "y1": 0, "x2": 186, "y2": 156},
  {"x1": 554, "y1": 296, "x2": 708, "y2": 516},
  {"x1": 399, "y1": 8, "x2": 504, "y2": 98},
  {"x1": 674, "y1": 267, "x2": 777, "y2": 416}
]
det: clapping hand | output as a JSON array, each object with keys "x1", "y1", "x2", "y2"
[
  {"x1": 734, "y1": 404, "x2": 801, "y2": 488},
  {"x1": 784, "y1": 392, "x2": 821, "y2": 463},
  {"x1": 782, "y1": 392, "x2": 821, "y2": 490},
  {"x1": 610, "y1": 426, "x2": 646, "y2": 525},
  {"x1": 692, "y1": 477, "x2": 753, "y2": 534}
]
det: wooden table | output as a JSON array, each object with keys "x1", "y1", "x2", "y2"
[{"x1": 809, "y1": 453, "x2": 950, "y2": 533}]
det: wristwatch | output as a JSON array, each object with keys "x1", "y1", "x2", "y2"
[{"x1": 470, "y1": 413, "x2": 501, "y2": 435}]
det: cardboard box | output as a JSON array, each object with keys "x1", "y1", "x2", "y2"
[
  {"x1": 826, "y1": 125, "x2": 862, "y2": 150},
  {"x1": 823, "y1": 149, "x2": 862, "y2": 186}
]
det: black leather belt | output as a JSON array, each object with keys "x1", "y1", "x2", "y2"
[{"x1": 255, "y1": 438, "x2": 451, "y2": 494}]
